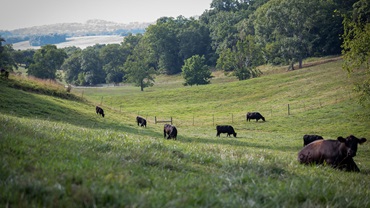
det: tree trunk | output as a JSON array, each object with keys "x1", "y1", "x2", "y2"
[
  {"x1": 299, "y1": 58, "x2": 303, "y2": 69},
  {"x1": 140, "y1": 80, "x2": 144, "y2": 91}
]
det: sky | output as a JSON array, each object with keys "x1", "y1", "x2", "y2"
[{"x1": 1, "y1": 0, "x2": 213, "y2": 30}]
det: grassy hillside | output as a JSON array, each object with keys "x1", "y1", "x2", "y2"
[{"x1": 1, "y1": 59, "x2": 369, "y2": 207}]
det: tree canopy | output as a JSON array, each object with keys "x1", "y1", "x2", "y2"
[
  {"x1": 342, "y1": 0, "x2": 370, "y2": 105},
  {"x1": 123, "y1": 37, "x2": 157, "y2": 91},
  {"x1": 182, "y1": 55, "x2": 212, "y2": 86},
  {"x1": 28, "y1": 45, "x2": 67, "y2": 79},
  {"x1": 2, "y1": 0, "x2": 362, "y2": 89}
]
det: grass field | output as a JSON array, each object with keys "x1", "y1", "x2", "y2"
[{"x1": 1, "y1": 58, "x2": 369, "y2": 207}]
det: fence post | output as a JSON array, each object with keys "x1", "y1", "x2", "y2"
[
  {"x1": 270, "y1": 109, "x2": 272, "y2": 117},
  {"x1": 155, "y1": 116, "x2": 157, "y2": 124},
  {"x1": 288, "y1": 104, "x2": 290, "y2": 115},
  {"x1": 213, "y1": 114, "x2": 215, "y2": 126},
  {"x1": 170, "y1": 117, "x2": 173, "y2": 125}
]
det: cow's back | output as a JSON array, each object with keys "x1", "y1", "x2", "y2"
[{"x1": 298, "y1": 140, "x2": 343, "y2": 165}]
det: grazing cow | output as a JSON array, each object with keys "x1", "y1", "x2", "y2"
[
  {"x1": 246, "y1": 112, "x2": 265, "y2": 122},
  {"x1": 164, "y1": 124, "x2": 177, "y2": 140},
  {"x1": 136, "y1": 116, "x2": 147, "y2": 127},
  {"x1": 0, "y1": 69, "x2": 9, "y2": 79},
  {"x1": 216, "y1": 125, "x2": 237, "y2": 137},
  {"x1": 303, "y1": 134, "x2": 324, "y2": 146},
  {"x1": 95, "y1": 106, "x2": 105, "y2": 117},
  {"x1": 298, "y1": 135, "x2": 367, "y2": 172}
]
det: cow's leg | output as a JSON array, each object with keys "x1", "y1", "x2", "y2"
[{"x1": 344, "y1": 158, "x2": 360, "y2": 172}]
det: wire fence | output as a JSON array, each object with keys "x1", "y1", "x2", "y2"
[{"x1": 96, "y1": 91, "x2": 354, "y2": 128}]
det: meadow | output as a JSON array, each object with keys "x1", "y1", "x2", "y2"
[{"x1": 0, "y1": 58, "x2": 369, "y2": 207}]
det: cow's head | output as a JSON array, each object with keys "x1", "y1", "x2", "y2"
[
  {"x1": 338, "y1": 135, "x2": 367, "y2": 157},
  {"x1": 233, "y1": 133, "x2": 237, "y2": 137}
]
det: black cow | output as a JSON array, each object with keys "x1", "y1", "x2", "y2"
[
  {"x1": 95, "y1": 106, "x2": 105, "y2": 117},
  {"x1": 0, "y1": 69, "x2": 9, "y2": 79},
  {"x1": 216, "y1": 125, "x2": 237, "y2": 137},
  {"x1": 303, "y1": 134, "x2": 324, "y2": 146},
  {"x1": 164, "y1": 124, "x2": 177, "y2": 140},
  {"x1": 298, "y1": 135, "x2": 367, "y2": 172},
  {"x1": 246, "y1": 112, "x2": 265, "y2": 122},
  {"x1": 136, "y1": 116, "x2": 147, "y2": 127}
]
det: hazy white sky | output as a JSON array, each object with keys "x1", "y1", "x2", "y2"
[{"x1": 1, "y1": 0, "x2": 213, "y2": 30}]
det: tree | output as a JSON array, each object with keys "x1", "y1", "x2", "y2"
[
  {"x1": 182, "y1": 55, "x2": 212, "y2": 86},
  {"x1": 217, "y1": 35, "x2": 263, "y2": 80},
  {"x1": 80, "y1": 45, "x2": 105, "y2": 85},
  {"x1": 0, "y1": 37, "x2": 17, "y2": 71},
  {"x1": 146, "y1": 17, "x2": 182, "y2": 75},
  {"x1": 12, "y1": 49, "x2": 35, "y2": 68},
  {"x1": 99, "y1": 44, "x2": 126, "y2": 84},
  {"x1": 253, "y1": 0, "x2": 340, "y2": 69},
  {"x1": 62, "y1": 50, "x2": 82, "y2": 85},
  {"x1": 123, "y1": 37, "x2": 157, "y2": 91},
  {"x1": 177, "y1": 18, "x2": 215, "y2": 66},
  {"x1": 28, "y1": 45, "x2": 67, "y2": 79},
  {"x1": 342, "y1": 0, "x2": 370, "y2": 104}
]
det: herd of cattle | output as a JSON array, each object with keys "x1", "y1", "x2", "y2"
[{"x1": 96, "y1": 106, "x2": 367, "y2": 172}]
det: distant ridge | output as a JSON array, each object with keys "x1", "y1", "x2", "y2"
[{"x1": 0, "y1": 19, "x2": 153, "y2": 37}]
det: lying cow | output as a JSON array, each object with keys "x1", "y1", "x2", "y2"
[
  {"x1": 136, "y1": 116, "x2": 147, "y2": 127},
  {"x1": 298, "y1": 135, "x2": 367, "y2": 172},
  {"x1": 216, "y1": 125, "x2": 237, "y2": 137},
  {"x1": 164, "y1": 124, "x2": 177, "y2": 140},
  {"x1": 303, "y1": 134, "x2": 324, "y2": 146},
  {"x1": 246, "y1": 112, "x2": 265, "y2": 122},
  {"x1": 96, "y1": 106, "x2": 105, "y2": 117}
]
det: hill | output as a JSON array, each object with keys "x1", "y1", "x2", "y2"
[
  {"x1": 1, "y1": 59, "x2": 369, "y2": 207},
  {"x1": 12, "y1": 35, "x2": 125, "y2": 50},
  {"x1": 1, "y1": 19, "x2": 151, "y2": 37}
]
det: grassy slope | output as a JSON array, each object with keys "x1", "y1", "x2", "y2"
[{"x1": 1, "y1": 59, "x2": 369, "y2": 207}]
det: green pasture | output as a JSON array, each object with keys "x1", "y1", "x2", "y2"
[{"x1": 1, "y1": 59, "x2": 369, "y2": 207}]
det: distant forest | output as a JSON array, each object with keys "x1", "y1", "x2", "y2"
[{"x1": 1, "y1": 0, "x2": 369, "y2": 95}]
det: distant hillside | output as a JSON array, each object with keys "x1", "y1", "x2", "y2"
[
  {"x1": 13, "y1": 35, "x2": 125, "y2": 50},
  {"x1": 0, "y1": 19, "x2": 152, "y2": 43}
]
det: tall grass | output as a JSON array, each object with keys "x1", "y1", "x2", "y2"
[{"x1": 1, "y1": 59, "x2": 369, "y2": 207}]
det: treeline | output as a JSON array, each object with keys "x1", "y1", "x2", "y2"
[
  {"x1": 29, "y1": 34, "x2": 67, "y2": 46},
  {"x1": 1, "y1": 0, "x2": 369, "y2": 93}
]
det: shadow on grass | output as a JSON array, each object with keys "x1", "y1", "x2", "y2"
[{"x1": 0, "y1": 86, "x2": 164, "y2": 139}]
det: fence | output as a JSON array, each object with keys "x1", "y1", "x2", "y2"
[
  {"x1": 93, "y1": 92, "x2": 354, "y2": 127},
  {"x1": 154, "y1": 116, "x2": 173, "y2": 125}
]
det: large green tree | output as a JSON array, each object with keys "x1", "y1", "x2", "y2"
[
  {"x1": 146, "y1": 17, "x2": 182, "y2": 75},
  {"x1": 28, "y1": 45, "x2": 67, "y2": 79},
  {"x1": 99, "y1": 44, "x2": 126, "y2": 84},
  {"x1": 217, "y1": 35, "x2": 263, "y2": 80},
  {"x1": 146, "y1": 16, "x2": 214, "y2": 75},
  {"x1": 62, "y1": 50, "x2": 82, "y2": 85},
  {"x1": 0, "y1": 37, "x2": 17, "y2": 71},
  {"x1": 123, "y1": 37, "x2": 157, "y2": 91},
  {"x1": 342, "y1": 0, "x2": 370, "y2": 104},
  {"x1": 253, "y1": 0, "x2": 341, "y2": 69},
  {"x1": 80, "y1": 45, "x2": 105, "y2": 86},
  {"x1": 182, "y1": 55, "x2": 212, "y2": 86}
]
